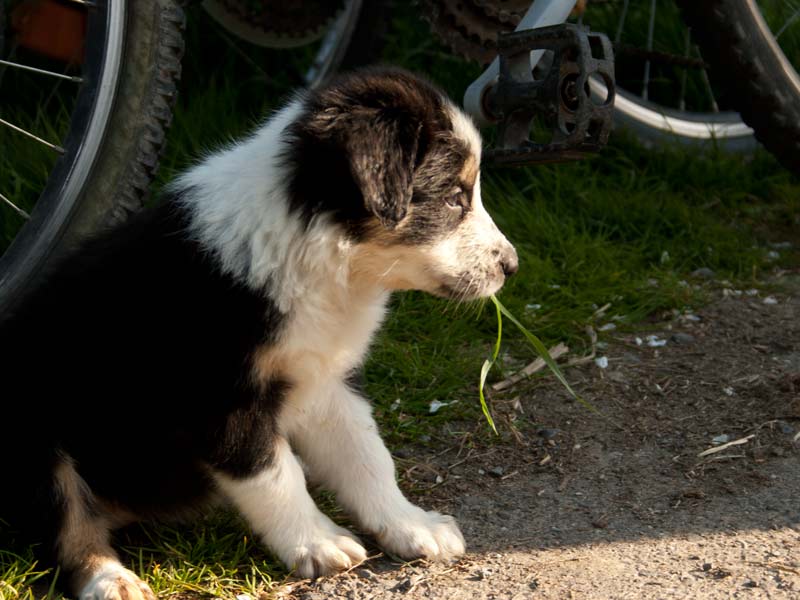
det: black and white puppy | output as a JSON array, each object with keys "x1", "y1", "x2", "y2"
[{"x1": 0, "y1": 68, "x2": 517, "y2": 599}]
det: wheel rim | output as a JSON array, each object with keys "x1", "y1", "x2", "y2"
[
  {"x1": 305, "y1": 0, "x2": 363, "y2": 88},
  {"x1": 578, "y1": 1, "x2": 754, "y2": 144},
  {"x1": 0, "y1": 0, "x2": 126, "y2": 311},
  {"x1": 589, "y1": 79, "x2": 753, "y2": 142},
  {"x1": 201, "y1": 0, "x2": 363, "y2": 90},
  {"x1": 747, "y1": 0, "x2": 800, "y2": 95},
  {"x1": 592, "y1": 0, "x2": 800, "y2": 145}
]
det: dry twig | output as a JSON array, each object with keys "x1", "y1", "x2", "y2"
[
  {"x1": 565, "y1": 325, "x2": 599, "y2": 367},
  {"x1": 491, "y1": 342, "x2": 569, "y2": 391},
  {"x1": 697, "y1": 434, "x2": 755, "y2": 457}
]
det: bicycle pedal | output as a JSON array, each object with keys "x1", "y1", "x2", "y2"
[{"x1": 484, "y1": 23, "x2": 615, "y2": 166}]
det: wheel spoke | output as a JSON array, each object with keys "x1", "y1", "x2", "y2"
[
  {"x1": 0, "y1": 59, "x2": 83, "y2": 83},
  {"x1": 614, "y1": 0, "x2": 630, "y2": 44},
  {"x1": 679, "y1": 27, "x2": 691, "y2": 111},
  {"x1": 641, "y1": 0, "x2": 657, "y2": 100},
  {"x1": 775, "y1": 8, "x2": 800, "y2": 40},
  {"x1": 0, "y1": 118, "x2": 65, "y2": 153},
  {"x1": 0, "y1": 192, "x2": 31, "y2": 220},
  {"x1": 696, "y1": 46, "x2": 719, "y2": 113}
]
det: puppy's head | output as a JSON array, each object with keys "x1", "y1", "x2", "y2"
[{"x1": 285, "y1": 68, "x2": 518, "y2": 301}]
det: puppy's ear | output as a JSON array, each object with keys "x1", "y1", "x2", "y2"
[{"x1": 345, "y1": 115, "x2": 421, "y2": 229}]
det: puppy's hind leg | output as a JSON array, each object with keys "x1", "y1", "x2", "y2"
[{"x1": 51, "y1": 456, "x2": 155, "y2": 600}]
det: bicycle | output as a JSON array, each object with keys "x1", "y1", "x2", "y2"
[{"x1": 1, "y1": 0, "x2": 798, "y2": 318}]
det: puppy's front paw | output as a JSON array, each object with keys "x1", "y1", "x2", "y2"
[
  {"x1": 377, "y1": 508, "x2": 465, "y2": 561},
  {"x1": 79, "y1": 564, "x2": 156, "y2": 600},
  {"x1": 282, "y1": 520, "x2": 368, "y2": 579}
]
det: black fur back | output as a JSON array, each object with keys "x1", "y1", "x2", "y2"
[{"x1": 0, "y1": 195, "x2": 286, "y2": 528}]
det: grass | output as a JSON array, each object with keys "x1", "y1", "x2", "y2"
[
  {"x1": 369, "y1": 144, "x2": 798, "y2": 443},
  {"x1": 2, "y1": 3, "x2": 799, "y2": 599},
  {"x1": 0, "y1": 82, "x2": 73, "y2": 251}
]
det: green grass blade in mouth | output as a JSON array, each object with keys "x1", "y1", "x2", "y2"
[
  {"x1": 477, "y1": 298, "x2": 503, "y2": 434},
  {"x1": 478, "y1": 359, "x2": 498, "y2": 434},
  {"x1": 490, "y1": 294, "x2": 503, "y2": 363},
  {"x1": 477, "y1": 295, "x2": 596, "y2": 430}
]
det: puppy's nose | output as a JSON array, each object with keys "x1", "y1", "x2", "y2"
[{"x1": 500, "y1": 248, "x2": 519, "y2": 278}]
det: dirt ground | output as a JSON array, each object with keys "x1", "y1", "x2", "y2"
[{"x1": 288, "y1": 276, "x2": 800, "y2": 600}]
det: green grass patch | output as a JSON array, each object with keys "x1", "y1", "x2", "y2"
[
  {"x1": 367, "y1": 143, "x2": 797, "y2": 446},
  {"x1": 0, "y1": 547, "x2": 56, "y2": 600},
  {"x1": 117, "y1": 515, "x2": 284, "y2": 599}
]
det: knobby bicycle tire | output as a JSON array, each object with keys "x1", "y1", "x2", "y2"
[
  {"x1": 677, "y1": 0, "x2": 800, "y2": 172},
  {"x1": 0, "y1": 0, "x2": 185, "y2": 316}
]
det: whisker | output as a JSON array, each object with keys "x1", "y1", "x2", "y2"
[{"x1": 378, "y1": 258, "x2": 401, "y2": 281}]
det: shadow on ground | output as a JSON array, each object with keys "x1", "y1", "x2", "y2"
[{"x1": 295, "y1": 277, "x2": 800, "y2": 599}]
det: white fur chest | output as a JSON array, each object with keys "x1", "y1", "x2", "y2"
[
  {"x1": 278, "y1": 286, "x2": 389, "y2": 384},
  {"x1": 272, "y1": 286, "x2": 389, "y2": 439}
]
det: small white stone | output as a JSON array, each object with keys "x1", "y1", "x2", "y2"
[
  {"x1": 429, "y1": 400, "x2": 450, "y2": 414},
  {"x1": 595, "y1": 356, "x2": 609, "y2": 369}
]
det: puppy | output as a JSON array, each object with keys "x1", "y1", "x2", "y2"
[{"x1": 0, "y1": 67, "x2": 517, "y2": 599}]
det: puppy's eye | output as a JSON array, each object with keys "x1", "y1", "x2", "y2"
[{"x1": 446, "y1": 188, "x2": 467, "y2": 211}]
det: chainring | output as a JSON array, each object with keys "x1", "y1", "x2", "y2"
[
  {"x1": 203, "y1": 0, "x2": 345, "y2": 48},
  {"x1": 422, "y1": 0, "x2": 707, "y2": 70},
  {"x1": 421, "y1": 0, "x2": 528, "y2": 65}
]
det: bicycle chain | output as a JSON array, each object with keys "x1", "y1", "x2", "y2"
[
  {"x1": 420, "y1": 0, "x2": 517, "y2": 65},
  {"x1": 422, "y1": 0, "x2": 709, "y2": 69},
  {"x1": 207, "y1": 0, "x2": 344, "y2": 42},
  {"x1": 614, "y1": 42, "x2": 707, "y2": 70},
  {"x1": 472, "y1": 0, "x2": 525, "y2": 26}
]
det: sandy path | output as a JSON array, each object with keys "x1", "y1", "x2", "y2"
[{"x1": 290, "y1": 277, "x2": 800, "y2": 599}]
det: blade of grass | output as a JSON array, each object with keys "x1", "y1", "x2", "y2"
[
  {"x1": 491, "y1": 294, "x2": 597, "y2": 414},
  {"x1": 477, "y1": 299, "x2": 502, "y2": 434}
]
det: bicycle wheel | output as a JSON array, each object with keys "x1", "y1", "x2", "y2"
[
  {"x1": 576, "y1": 1, "x2": 763, "y2": 151},
  {"x1": 202, "y1": 0, "x2": 386, "y2": 90},
  {"x1": 676, "y1": 0, "x2": 800, "y2": 172},
  {"x1": 0, "y1": 0, "x2": 184, "y2": 316}
]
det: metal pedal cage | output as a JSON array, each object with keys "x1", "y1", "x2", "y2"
[{"x1": 485, "y1": 23, "x2": 615, "y2": 166}]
